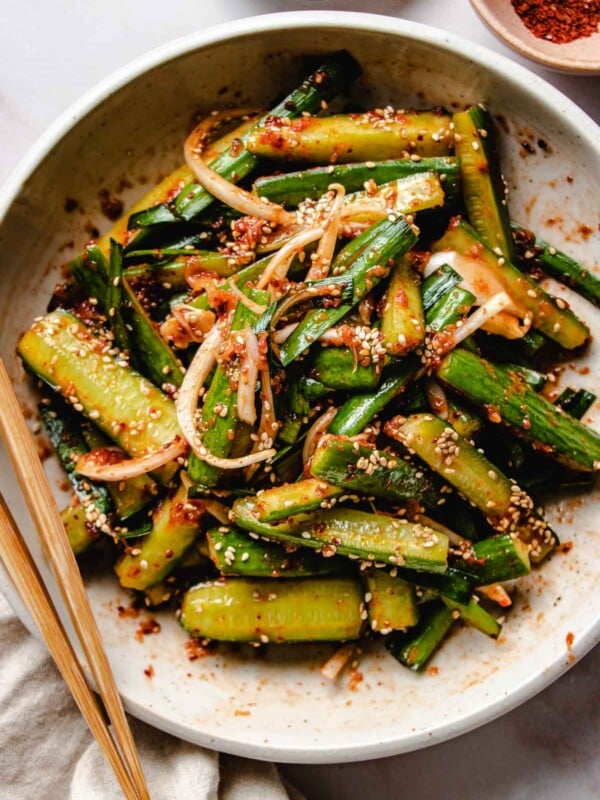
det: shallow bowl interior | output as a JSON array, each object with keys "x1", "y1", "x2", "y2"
[{"x1": 0, "y1": 11, "x2": 598, "y2": 763}]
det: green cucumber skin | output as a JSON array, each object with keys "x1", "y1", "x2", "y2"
[
  {"x1": 364, "y1": 570, "x2": 419, "y2": 631},
  {"x1": 312, "y1": 346, "x2": 381, "y2": 391},
  {"x1": 421, "y1": 264, "x2": 463, "y2": 311},
  {"x1": 254, "y1": 479, "x2": 342, "y2": 523},
  {"x1": 61, "y1": 504, "x2": 99, "y2": 556},
  {"x1": 253, "y1": 157, "x2": 460, "y2": 208},
  {"x1": 445, "y1": 398, "x2": 482, "y2": 439},
  {"x1": 395, "y1": 413, "x2": 514, "y2": 518},
  {"x1": 277, "y1": 367, "x2": 310, "y2": 445},
  {"x1": 459, "y1": 534, "x2": 531, "y2": 585},
  {"x1": 441, "y1": 596, "x2": 501, "y2": 638},
  {"x1": 536, "y1": 243, "x2": 600, "y2": 308},
  {"x1": 344, "y1": 172, "x2": 445, "y2": 222},
  {"x1": 279, "y1": 217, "x2": 417, "y2": 366},
  {"x1": 425, "y1": 286, "x2": 475, "y2": 331},
  {"x1": 107, "y1": 240, "x2": 132, "y2": 354},
  {"x1": 507, "y1": 365, "x2": 547, "y2": 392},
  {"x1": 123, "y1": 259, "x2": 190, "y2": 289},
  {"x1": 17, "y1": 310, "x2": 181, "y2": 483},
  {"x1": 124, "y1": 252, "x2": 240, "y2": 283},
  {"x1": 233, "y1": 498, "x2": 449, "y2": 574},
  {"x1": 38, "y1": 398, "x2": 112, "y2": 518},
  {"x1": 279, "y1": 304, "x2": 352, "y2": 368},
  {"x1": 276, "y1": 218, "x2": 379, "y2": 365},
  {"x1": 386, "y1": 603, "x2": 455, "y2": 670},
  {"x1": 70, "y1": 244, "x2": 111, "y2": 310},
  {"x1": 299, "y1": 376, "x2": 332, "y2": 403},
  {"x1": 247, "y1": 111, "x2": 453, "y2": 162},
  {"x1": 453, "y1": 106, "x2": 514, "y2": 261},
  {"x1": 404, "y1": 566, "x2": 474, "y2": 604},
  {"x1": 309, "y1": 435, "x2": 439, "y2": 510},
  {"x1": 328, "y1": 259, "x2": 472, "y2": 439},
  {"x1": 432, "y1": 219, "x2": 590, "y2": 349},
  {"x1": 180, "y1": 576, "x2": 365, "y2": 643},
  {"x1": 130, "y1": 51, "x2": 360, "y2": 227},
  {"x1": 328, "y1": 359, "x2": 417, "y2": 437},
  {"x1": 72, "y1": 241, "x2": 184, "y2": 391},
  {"x1": 555, "y1": 388, "x2": 596, "y2": 420},
  {"x1": 512, "y1": 223, "x2": 600, "y2": 309},
  {"x1": 115, "y1": 484, "x2": 203, "y2": 591},
  {"x1": 121, "y1": 277, "x2": 184, "y2": 389},
  {"x1": 381, "y1": 256, "x2": 425, "y2": 356},
  {"x1": 206, "y1": 527, "x2": 343, "y2": 578},
  {"x1": 122, "y1": 223, "x2": 223, "y2": 258},
  {"x1": 81, "y1": 424, "x2": 157, "y2": 520},
  {"x1": 437, "y1": 349, "x2": 600, "y2": 471},
  {"x1": 187, "y1": 288, "x2": 268, "y2": 486}
]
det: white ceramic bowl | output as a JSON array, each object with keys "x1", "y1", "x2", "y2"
[{"x1": 0, "y1": 11, "x2": 599, "y2": 764}]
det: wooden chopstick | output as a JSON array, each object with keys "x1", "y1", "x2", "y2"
[
  {"x1": 0, "y1": 359, "x2": 150, "y2": 800},
  {"x1": 0, "y1": 493, "x2": 139, "y2": 799}
]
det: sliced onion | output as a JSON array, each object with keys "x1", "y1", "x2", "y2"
[
  {"x1": 320, "y1": 643, "x2": 355, "y2": 680},
  {"x1": 237, "y1": 326, "x2": 260, "y2": 426},
  {"x1": 269, "y1": 281, "x2": 346, "y2": 334},
  {"x1": 424, "y1": 378, "x2": 449, "y2": 420},
  {"x1": 358, "y1": 294, "x2": 375, "y2": 326},
  {"x1": 160, "y1": 305, "x2": 216, "y2": 349},
  {"x1": 306, "y1": 184, "x2": 345, "y2": 281},
  {"x1": 271, "y1": 322, "x2": 299, "y2": 344},
  {"x1": 256, "y1": 226, "x2": 324, "y2": 291},
  {"x1": 182, "y1": 332, "x2": 276, "y2": 470},
  {"x1": 340, "y1": 201, "x2": 387, "y2": 225},
  {"x1": 302, "y1": 406, "x2": 338, "y2": 465},
  {"x1": 423, "y1": 251, "x2": 453, "y2": 278},
  {"x1": 203, "y1": 498, "x2": 231, "y2": 525},
  {"x1": 184, "y1": 116, "x2": 295, "y2": 226},
  {"x1": 176, "y1": 325, "x2": 224, "y2": 452},
  {"x1": 477, "y1": 583, "x2": 512, "y2": 608},
  {"x1": 75, "y1": 437, "x2": 188, "y2": 482},
  {"x1": 424, "y1": 251, "x2": 524, "y2": 317},
  {"x1": 191, "y1": 439, "x2": 276, "y2": 469},
  {"x1": 227, "y1": 281, "x2": 268, "y2": 314},
  {"x1": 481, "y1": 310, "x2": 532, "y2": 339},
  {"x1": 319, "y1": 326, "x2": 354, "y2": 346},
  {"x1": 244, "y1": 363, "x2": 278, "y2": 480},
  {"x1": 259, "y1": 365, "x2": 277, "y2": 441},
  {"x1": 452, "y1": 292, "x2": 518, "y2": 346}
]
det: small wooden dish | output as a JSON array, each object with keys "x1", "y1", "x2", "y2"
[{"x1": 470, "y1": 0, "x2": 600, "y2": 75}]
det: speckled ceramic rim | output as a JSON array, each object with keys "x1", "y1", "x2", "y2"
[{"x1": 0, "y1": 11, "x2": 598, "y2": 764}]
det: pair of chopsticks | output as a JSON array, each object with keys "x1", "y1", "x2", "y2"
[{"x1": 0, "y1": 360, "x2": 150, "y2": 800}]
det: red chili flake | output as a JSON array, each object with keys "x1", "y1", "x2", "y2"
[
  {"x1": 520, "y1": 139, "x2": 536, "y2": 155},
  {"x1": 185, "y1": 638, "x2": 216, "y2": 660},
  {"x1": 348, "y1": 665, "x2": 363, "y2": 691},
  {"x1": 558, "y1": 541, "x2": 574, "y2": 553},
  {"x1": 135, "y1": 618, "x2": 161, "y2": 642},
  {"x1": 144, "y1": 664, "x2": 155, "y2": 678},
  {"x1": 566, "y1": 631, "x2": 575, "y2": 650},
  {"x1": 229, "y1": 137, "x2": 244, "y2": 157},
  {"x1": 98, "y1": 188, "x2": 124, "y2": 221},
  {"x1": 511, "y1": 1, "x2": 600, "y2": 44},
  {"x1": 117, "y1": 603, "x2": 140, "y2": 619}
]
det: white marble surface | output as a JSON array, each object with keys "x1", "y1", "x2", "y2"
[{"x1": 0, "y1": 1, "x2": 598, "y2": 798}]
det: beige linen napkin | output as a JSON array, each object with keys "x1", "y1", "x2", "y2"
[{"x1": 0, "y1": 594, "x2": 302, "y2": 800}]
